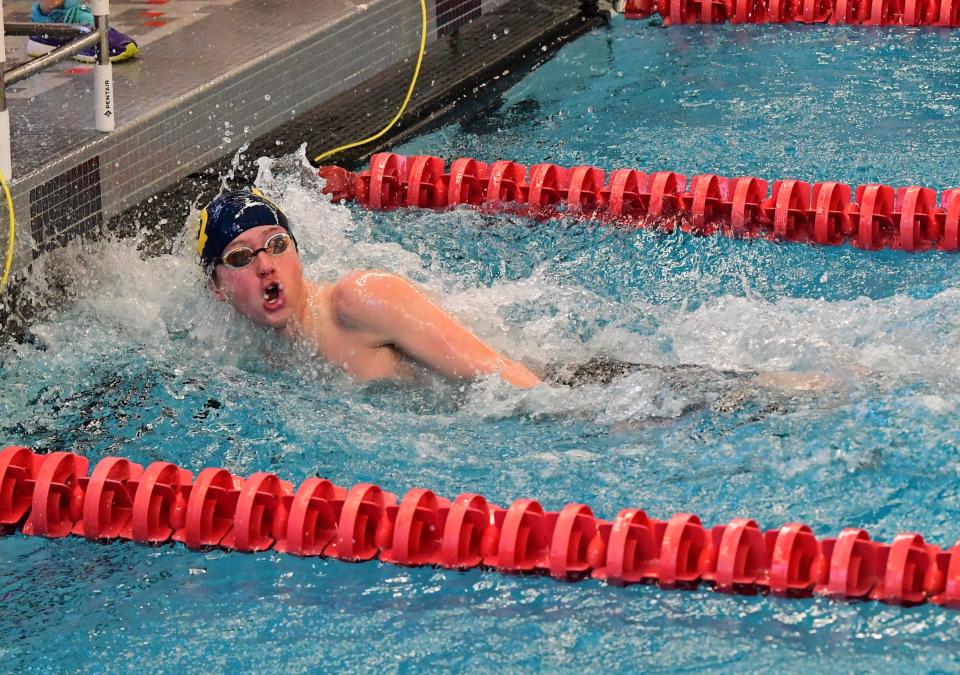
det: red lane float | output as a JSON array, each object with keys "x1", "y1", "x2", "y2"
[
  {"x1": 326, "y1": 483, "x2": 397, "y2": 561},
  {"x1": 589, "y1": 509, "x2": 658, "y2": 585},
  {"x1": 172, "y1": 467, "x2": 242, "y2": 548},
  {"x1": 812, "y1": 182, "x2": 853, "y2": 245},
  {"x1": 605, "y1": 168, "x2": 648, "y2": 220},
  {"x1": 941, "y1": 189, "x2": 960, "y2": 251},
  {"x1": 220, "y1": 472, "x2": 293, "y2": 552},
  {"x1": 448, "y1": 158, "x2": 488, "y2": 206},
  {"x1": 855, "y1": 184, "x2": 896, "y2": 250},
  {"x1": 367, "y1": 152, "x2": 407, "y2": 211},
  {"x1": 526, "y1": 163, "x2": 569, "y2": 210},
  {"x1": 933, "y1": 542, "x2": 960, "y2": 607},
  {"x1": 646, "y1": 171, "x2": 686, "y2": 227},
  {"x1": 619, "y1": 0, "x2": 959, "y2": 23},
  {"x1": 274, "y1": 477, "x2": 343, "y2": 556},
  {"x1": 129, "y1": 461, "x2": 192, "y2": 542},
  {"x1": 483, "y1": 498, "x2": 551, "y2": 572},
  {"x1": 766, "y1": 179, "x2": 812, "y2": 241},
  {"x1": 2, "y1": 446, "x2": 960, "y2": 610},
  {"x1": 486, "y1": 160, "x2": 527, "y2": 205},
  {"x1": 319, "y1": 153, "x2": 959, "y2": 253},
  {"x1": 21, "y1": 451, "x2": 88, "y2": 538},
  {"x1": 405, "y1": 155, "x2": 448, "y2": 209},
  {"x1": 379, "y1": 488, "x2": 449, "y2": 566},
  {"x1": 547, "y1": 503, "x2": 600, "y2": 580},
  {"x1": 728, "y1": 176, "x2": 768, "y2": 236},
  {"x1": 704, "y1": 517, "x2": 767, "y2": 593},
  {"x1": 74, "y1": 456, "x2": 142, "y2": 540},
  {"x1": 0, "y1": 446, "x2": 44, "y2": 528},
  {"x1": 688, "y1": 174, "x2": 728, "y2": 235},
  {"x1": 895, "y1": 186, "x2": 939, "y2": 252},
  {"x1": 566, "y1": 166, "x2": 606, "y2": 215},
  {"x1": 438, "y1": 493, "x2": 492, "y2": 569},
  {"x1": 733, "y1": 0, "x2": 769, "y2": 21}
]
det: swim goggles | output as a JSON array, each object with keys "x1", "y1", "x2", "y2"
[{"x1": 218, "y1": 232, "x2": 296, "y2": 269}]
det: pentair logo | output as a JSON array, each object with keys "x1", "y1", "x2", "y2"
[{"x1": 102, "y1": 78, "x2": 112, "y2": 117}]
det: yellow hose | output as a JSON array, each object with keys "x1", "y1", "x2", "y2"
[
  {"x1": 0, "y1": 169, "x2": 14, "y2": 290},
  {"x1": 313, "y1": 0, "x2": 428, "y2": 163}
]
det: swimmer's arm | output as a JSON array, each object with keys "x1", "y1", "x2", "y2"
[{"x1": 332, "y1": 271, "x2": 541, "y2": 388}]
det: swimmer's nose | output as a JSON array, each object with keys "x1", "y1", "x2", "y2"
[{"x1": 254, "y1": 250, "x2": 275, "y2": 275}]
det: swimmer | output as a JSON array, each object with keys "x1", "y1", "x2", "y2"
[
  {"x1": 199, "y1": 189, "x2": 837, "y2": 395},
  {"x1": 198, "y1": 190, "x2": 542, "y2": 387}
]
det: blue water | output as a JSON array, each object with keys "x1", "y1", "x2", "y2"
[{"x1": 3, "y1": 16, "x2": 960, "y2": 672}]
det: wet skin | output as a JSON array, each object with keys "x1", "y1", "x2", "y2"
[{"x1": 210, "y1": 225, "x2": 541, "y2": 388}]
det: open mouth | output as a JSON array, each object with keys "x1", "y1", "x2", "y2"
[{"x1": 262, "y1": 281, "x2": 284, "y2": 310}]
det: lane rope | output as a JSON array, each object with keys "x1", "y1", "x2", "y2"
[
  {"x1": 2, "y1": 445, "x2": 959, "y2": 608},
  {"x1": 318, "y1": 152, "x2": 960, "y2": 253},
  {"x1": 621, "y1": 0, "x2": 960, "y2": 26}
]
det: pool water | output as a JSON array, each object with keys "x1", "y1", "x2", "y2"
[{"x1": 3, "y1": 15, "x2": 960, "y2": 672}]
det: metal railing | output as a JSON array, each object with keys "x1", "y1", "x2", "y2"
[{"x1": 0, "y1": 0, "x2": 116, "y2": 180}]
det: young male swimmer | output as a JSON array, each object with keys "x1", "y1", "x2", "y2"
[
  {"x1": 199, "y1": 190, "x2": 542, "y2": 387},
  {"x1": 199, "y1": 190, "x2": 832, "y2": 393}
]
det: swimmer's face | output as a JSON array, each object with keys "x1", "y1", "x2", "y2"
[{"x1": 210, "y1": 225, "x2": 307, "y2": 330}]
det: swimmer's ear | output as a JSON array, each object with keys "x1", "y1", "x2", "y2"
[{"x1": 208, "y1": 273, "x2": 227, "y2": 302}]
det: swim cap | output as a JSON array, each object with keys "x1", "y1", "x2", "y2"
[{"x1": 197, "y1": 189, "x2": 293, "y2": 274}]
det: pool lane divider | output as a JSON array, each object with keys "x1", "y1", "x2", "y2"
[
  {"x1": 317, "y1": 153, "x2": 960, "y2": 253},
  {"x1": 3, "y1": 446, "x2": 960, "y2": 608},
  {"x1": 620, "y1": 0, "x2": 960, "y2": 26}
]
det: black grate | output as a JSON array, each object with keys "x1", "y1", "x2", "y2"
[
  {"x1": 29, "y1": 156, "x2": 103, "y2": 254},
  {"x1": 436, "y1": 0, "x2": 482, "y2": 37}
]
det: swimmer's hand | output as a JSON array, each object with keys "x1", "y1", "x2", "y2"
[{"x1": 332, "y1": 271, "x2": 541, "y2": 388}]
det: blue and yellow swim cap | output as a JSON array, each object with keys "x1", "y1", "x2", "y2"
[{"x1": 197, "y1": 189, "x2": 293, "y2": 274}]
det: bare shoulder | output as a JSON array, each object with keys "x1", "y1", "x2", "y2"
[{"x1": 330, "y1": 270, "x2": 410, "y2": 324}]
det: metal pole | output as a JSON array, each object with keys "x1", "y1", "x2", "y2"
[
  {"x1": 91, "y1": 0, "x2": 114, "y2": 132},
  {"x1": 5, "y1": 31, "x2": 100, "y2": 84},
  {"x1": 0, "y1": 0, "x2": 11, "y2": 180},
  {"x1": 4, "y1": 21, "x2": 87, "y2": 37}
]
